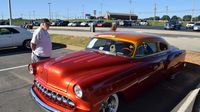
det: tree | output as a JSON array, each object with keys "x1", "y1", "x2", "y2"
[
  {"x1": 171, "y1": 15, "x2": 178, "y2": 20},
  {"x1": 145, "y1": 16, "x2": 160, "y2": 20},
  {"x1": 183, "y1": 15, "x2": 192, "y2": 21},
  {"x1": 89, "y1": 16, "x2": 96, "y2": 19},
  {"x1": 155, "y1": 16, "x2": 160, "y2": 20},
  {"x1": 198, "y1": 15, "x2": 200, "y2": 21},
  {"x1": 161, "y1": 15, "x2": 170, "y2": 20}
]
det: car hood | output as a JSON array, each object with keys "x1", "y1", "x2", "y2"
[{"x1": 37, "y1": 50, "x2": 131, "y2": 92}]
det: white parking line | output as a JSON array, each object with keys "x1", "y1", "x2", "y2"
[{"x1": 0, "y1": 65, "x2": 27, "y2": 72}]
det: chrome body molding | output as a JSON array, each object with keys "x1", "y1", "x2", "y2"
[{"x1": 30, "y1": 88, "x2": 60, "y2": 112}]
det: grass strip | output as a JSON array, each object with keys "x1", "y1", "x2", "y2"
[{"x1": 50, "y1": 34, "x2": 90, "y2": 47}]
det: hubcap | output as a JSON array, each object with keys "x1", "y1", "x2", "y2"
[
  {"x1": 100, "y1": 94, "x2": 119, "y2": 112},
  {"x1": 25, "y1": 40, "x2": 31, "y2": 49}
]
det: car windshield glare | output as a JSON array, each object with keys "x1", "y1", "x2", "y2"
[{"x1": 87, "y1": 37, "x2": 135, "y2": 57}]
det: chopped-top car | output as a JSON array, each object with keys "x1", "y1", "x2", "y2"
[
  {"x1": 29, "y1": 32, "x2": 186, "y2": 112},
  {"x1": 0, "y1": 25, "x2": 32, "y2": 49}
]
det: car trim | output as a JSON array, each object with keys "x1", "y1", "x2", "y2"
[{"x1": 30, "y1": 88, "x2": 61, "y2": 112}]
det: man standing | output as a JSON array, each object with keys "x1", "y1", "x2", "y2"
[
  {"x1": 31, "y1": 18, "x2": 52, "y2": 63},
  {"x1": 110, "y1": 22, "x2": 117, "y2": 32}
]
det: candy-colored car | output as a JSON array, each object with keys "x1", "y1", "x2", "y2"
[{"x1": 29, "y1": 32, "x2": 185, "y2": 112}]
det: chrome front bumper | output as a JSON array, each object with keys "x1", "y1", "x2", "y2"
[{"x1": 30, "y1": 88, "x2": 60, "y2": 112}]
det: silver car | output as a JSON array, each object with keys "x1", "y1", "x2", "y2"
[
  {"x1": 193, "y1": 22, "x2": 200, "y2": 31},
  {"x1": 0, "y1": 25, "x2": 32, "y2": 49}
]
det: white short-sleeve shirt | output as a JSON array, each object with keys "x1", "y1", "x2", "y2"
[{"x1": 31, "y1": 27, "x2": 52, "y2": 57}]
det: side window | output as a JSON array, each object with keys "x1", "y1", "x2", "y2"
[
  {"x1": 135, "y1": 42, "x2": 157, "y2": 57},
  {"x1": 7, "y1": 28, "x2": 20, "y2": 34},
  {"x1": 0, "y1": 28, "x2": 19, "y2": 35},
  {"x1": 0, "y1": 28, "x2": 11, "y2": 35},
  {"x1": 160, "y1": 42, "x2": 168, "y2": 51}
]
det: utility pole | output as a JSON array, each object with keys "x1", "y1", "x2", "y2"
[
  {"x1": 129, "y1": 0, "x2": 132, "y2": 20},
  {"x1": 1, "y1": 12, "x2": 4, "y2": 20},
  {"x1": 48, "y1": 3, "x2": 51, "y2": 20},
  {"x1": 166, "y1": 5, "x2": 168, "y2": 15},
  {"x1": 67, "y1": 8, "x2": 69, "y2": 19},
  {"x1": 154, "y1": 3, "x2": 157, "y2": 21},
  {"x1": 100, "y1": 3, "x2": 103, "y2": 17},
  {"x1": 33, "y1": 10, "x2": 35, "y2": 20},
  {"x1": 8, "y1": 0, "x2": 12, "y2": 25},
  {"x1": 191, "y1": 0, "x2": 195, "y2": 21},
  {"x1": 82, "y1": 5, "x2": 85, "y2": 19}
]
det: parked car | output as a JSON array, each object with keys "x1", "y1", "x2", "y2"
[
  {"x1": 96, "y1": 22, "x2": 112, "y2": 27},
  {"x1": 80, "y1": 21, "x2": 89, "y2": 27},
  {"x1": 186, "y1": 22, "x2": 195, "y2": 29},
  {"x1": 29, "y1": 32, "x2": 185, "y2": 112},
  {"x1": 119, "y1": 20, "x2": 132, "y2": 26},
  {"x1": 193, "y1": 22, "x2": 200, "y2": 31},
  {"x1": 32, "y1": 21, "x2": 40, "y2": 26},
  {"x1": 164, "y1": 20, "x2": 182, "y2": 30},
  {"x1": 71, "y1": 22, "x2": 81, "y2": 27},
  {"x1": 94, "y1": 20, "x2": 104, "y2": 26},
  {"x1": 139, "y1": 20, "x2": 149, "y2": 26},
  {"x1": 0, "y1": 25, "x2": 32, "y2": 49},
  {"x1": 80, "y1": 21, "x2": 93, "y2": 27},
  {"x1": 67, "y1": 22, "x2": 73, "y2": 26},
  {"x1": 57, "y1": 20, "x2": 69, "y2": 26}
]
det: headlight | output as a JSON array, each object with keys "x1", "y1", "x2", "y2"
[
  {"x1": 74, "y1": 85, "x2": 83, "y2": 98},
  {"x1": 28, "y1": 64, "x2": 34, "y2": 75}
]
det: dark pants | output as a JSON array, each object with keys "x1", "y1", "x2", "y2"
[{"x1": 31, "y1": 52, "x2": 50, "y2": 63}]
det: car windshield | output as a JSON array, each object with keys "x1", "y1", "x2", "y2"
[
  {"x1": 86, "y1": 37, "x2": 135, "y2": 57},
  {"x1": 195, "y1": 23, "x2": 200, "y2": 25}
]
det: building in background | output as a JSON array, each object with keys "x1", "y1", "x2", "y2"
[{"x1": 104, "y1": 12, "x2": 138, "y2": 20}]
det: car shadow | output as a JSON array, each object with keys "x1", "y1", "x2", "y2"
[
  {"x1": 118, "y1": 62, "x2": 200, "y2": 112},
  {"x1": 0, "y1": 42, "x2": 66, "y2": 57}
]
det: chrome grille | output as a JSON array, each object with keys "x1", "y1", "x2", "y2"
[{"x1": 34, "y1": 80, "x2": 75, "y2": 108}]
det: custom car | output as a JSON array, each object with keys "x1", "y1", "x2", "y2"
[{"x1": 29, "y1": 32, "x2": 186, "y2": 112}]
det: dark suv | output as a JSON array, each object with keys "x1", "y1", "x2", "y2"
[{"x1": 164, "y1": 20, "x2": 182, "y2": 30}]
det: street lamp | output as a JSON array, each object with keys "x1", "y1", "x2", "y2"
[
  {"x1": 8, "y1": 0, "x2": 12, "y2": 25},
  {"x1": 48, "y1": 3, "x2": 51, "y2": 20}
]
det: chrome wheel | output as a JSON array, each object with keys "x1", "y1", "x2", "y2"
[
  {"x1": 100, "y1": 94, "x2": 119, "y2": 112},
  {"x1": 23, "y1": 40, "x2": 31, "y2": 49}
]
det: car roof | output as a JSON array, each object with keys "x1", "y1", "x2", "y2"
[
  {"x1": 0, "y1": 25, "x2": 20, "y2": 28},
  {"x1": 95, "y1": 32, "x2": 165, "y2": 43}
]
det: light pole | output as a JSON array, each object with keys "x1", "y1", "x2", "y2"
[
  {"x1": 191, "y1": 0, "x2": 195, "y2": 21},
  {"x1": 8, "y1": 0, "x2": 12, "y2": 25},
  {"x1": 154, "y1": 3, "x2": 157, "y2": 21},
  {"x1": 166, "y1": 5, "x2": 168, "y2": 15},
  {"x1": 33, "y1": 10, "x2": 35, "y2": 20},
  {"x1": 48, "y1": 3, "x2": 51, "y2": 20},
  {"x1": 129, "y1": 0, "x2": 132, "y2": 21},
  {"x1": 100, "y1": 3, "x2": 103, "y2": 17},
  {"x1": 82, "y1": 5, "x2": 85, "y2": 19}
]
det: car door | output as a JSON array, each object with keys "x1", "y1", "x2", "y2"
[
  {"x1": 0, "y1": 28, "x2": 13, "y2": 48},
  {"x1": 134, "y1": 41, "x2": 163, "y2": 89},
  {"x1": 10, "y1": 28, "x2": 26, "y2": 46}
]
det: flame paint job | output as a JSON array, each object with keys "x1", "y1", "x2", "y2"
[{"x1": 29, "y1": 32, "x2": 185, "y2": 112}]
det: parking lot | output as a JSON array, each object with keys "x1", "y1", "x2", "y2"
[{"x1": 0, "y1": 27, "x2": 200, "y2": 111}]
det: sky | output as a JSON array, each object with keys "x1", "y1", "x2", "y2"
[{"x1": 0, "y1": 0, "x2": 200, "y2": 19}]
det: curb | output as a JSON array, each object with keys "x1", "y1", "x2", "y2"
[{"x1": 171, "y1": 84, "x2": 200, "y2": 112}]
